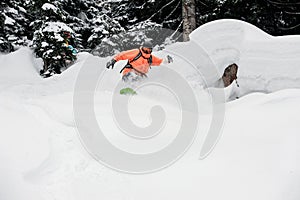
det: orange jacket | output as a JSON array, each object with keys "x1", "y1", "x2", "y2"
[{"x1": 114, "y1": 47, "x2": 163, "y2": 75}]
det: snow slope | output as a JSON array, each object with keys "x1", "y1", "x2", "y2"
[{"x1": 0, "y1": 19, "x2": 300, "y2": 200}]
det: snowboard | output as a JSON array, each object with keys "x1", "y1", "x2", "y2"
[{"x1": 119, "y1": 87, "x2": 137, "y2": 95}]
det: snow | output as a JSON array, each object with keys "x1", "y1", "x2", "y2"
[
  {"x1": 46, "y1": 49, "x2": 54, "y2": 54},
  {"x1": 18, "y1": 6, "x2": 27, "y2": 13},
  {"x1": 4, "y1": 15, "x2": 16, "y2": 25},
  {"x1": 42, "y1": 3, "x2": 58, "y2": 13},
  {"x1": 190, "y1": 19, "x2": 300, "y2": 96},
  {"x1": 54, "y1": 33, "x2": 64, "y2": 42},
  {"x1": 8, "y1": 36, "x2": 18, "y2": 41},
  {"x1": 42, "y1": 22, "x2": 73, "y2": 34},
  {"x1": 7, "y1": 7, "x2": 19, "y2": 15},
  {"x1": 0, "y1": 19, "x2": 300, "y2": 200},
  {"x1": 102, "y1": 37, "x2": 118, "y2": 46},
  {"x1": 41, "y1": 42, "x2": 49, "y2": 47}
]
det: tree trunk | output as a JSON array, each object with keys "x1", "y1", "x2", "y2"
[{"x1": 182, "y1": 0, "x2": 196, "y2": 42}]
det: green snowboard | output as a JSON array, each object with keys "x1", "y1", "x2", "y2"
[{"x1": 120, "y1": 87, "x2": 137, "y2": 95}]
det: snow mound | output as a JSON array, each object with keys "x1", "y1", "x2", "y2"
[
  {"x1": 190, "y1": 19, "x2": 300, "y2": 97},
  {"x1": 0, "y1": 48, "x2": 42, "y2": 88}
]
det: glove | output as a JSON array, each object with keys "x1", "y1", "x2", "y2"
[
  {"x1": 166, "y1": 55, "x2": 173, "y2": 63},
  {"x1": 106, "y1": 59, "x2": 116, "y2": 69}
]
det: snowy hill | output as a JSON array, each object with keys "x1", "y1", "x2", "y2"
[{"x1": 0, "y1": 19, "x2": 300, "y2": 200}]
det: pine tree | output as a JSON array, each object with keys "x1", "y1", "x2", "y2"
[
  {"x1": 0, "y1": 2, "x2": 13, "y2": 52},
  {"x1": 32, "y1": 21, "x2": 77, "y2": 77},
  {"x1": 0, "y1": 0, "x2": 30, "y2": 52},
  {"x1": 89, "y1": 0, "x2": 181, "y2": 56}
]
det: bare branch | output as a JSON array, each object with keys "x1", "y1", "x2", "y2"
[
  {"x1": 147, "y1": 0, "x2": 178, "y2": 21},
  {"x1": 170, "y1": 19, "x2": 183, "y2": 39},
  {"x1": 279, "y1": 23, "x2": 300, "y2": 30},
  {"x1": 164, "y1": 0, "x2": 181, "y2": 20},
  {"x1": 265, "y1": 0, "x2": 300, "y2": 6},
  {"x1": 284, "y1": 10, "x2": 300, "y2": 14},
  {"x1": 197, "y1": 0, "x2": 208, "y2": 7}
]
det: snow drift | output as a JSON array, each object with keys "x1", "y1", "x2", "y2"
[{"x1": 190, "y1": 19, "x2": 300, "y2": 97}]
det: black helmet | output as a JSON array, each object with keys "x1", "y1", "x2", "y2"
[{"x1": 142, "y1": 40, "x2": 153, "y2": 48}]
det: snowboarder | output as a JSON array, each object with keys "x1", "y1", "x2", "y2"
[
  {"x1": 63, "y1": 31, "x2": 78, "y2": 57},
  {"x1": 106, "y1": 41, "x2": 173, "y2": 82}
]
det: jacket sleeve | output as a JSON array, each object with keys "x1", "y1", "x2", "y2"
[
  {"x1": 114, "y1": 49, "x2": 139, "y2": 62},
  {"x1": 151, "y1": 55, "x2": 163, "y2": 66}
]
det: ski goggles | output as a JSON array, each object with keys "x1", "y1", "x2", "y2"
[{"x1": 142, "y1": 47, "x2": 152, "y2": 54}]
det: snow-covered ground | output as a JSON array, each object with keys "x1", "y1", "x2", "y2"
[{"x1": 0, "y1": 19, "x2": 300, "y2": 200}]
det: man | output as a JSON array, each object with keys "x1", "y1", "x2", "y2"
[{"x1": 106, "y1": 41, "x2": 173, "y2": 82}]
